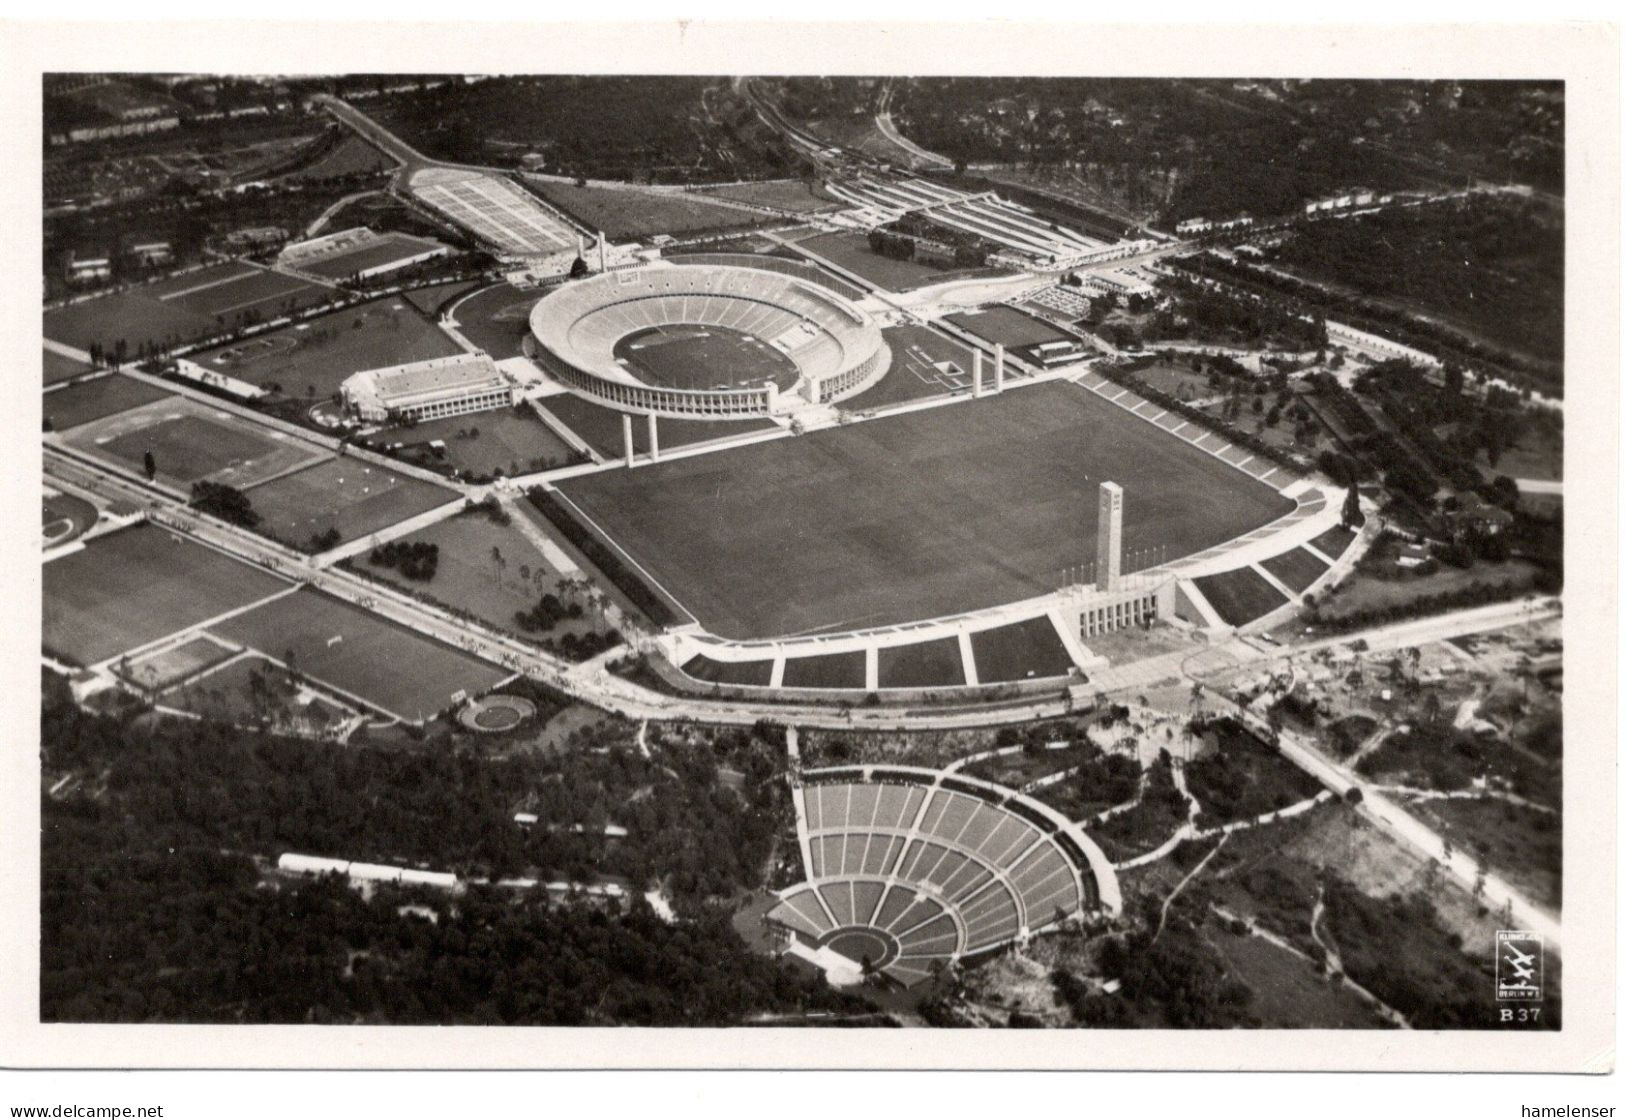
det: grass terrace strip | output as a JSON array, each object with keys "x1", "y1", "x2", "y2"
[
  {"x1": 524, "y1": 487, "x2": 685, "y2": 628},
  {"x1": 1193, "y1": 566, "x2": 1291, "y2": 627}
]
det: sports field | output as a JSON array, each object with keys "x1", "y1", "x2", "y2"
[
  {"x1": 63, "y1": 397, "x2": 327, "y2": 491},
  {"x1": 537, "y1": 393, "x2": 779, "y2": 459},
  {"x1": 43, "y1": 523, "x2": 291, "y2": 666},
  {"x1": 190, "y1": 295, "x2": 463, "y2": 401},
  {"x1": 210, "y1": 587, "x2": 511, "y2": 722},
  {"x1": 43, "y1": 349, "x2": 94, "y2": 386},
  {"x1": 842, "y1": 324, "x2": 975, "y2": 412},
  {"x1": 614, "y1": 325, "x2": 799, "y2": 391},
  {"x1": 247, "y1": 458, "x2": 458, "y2": 548},
  {"x1": 296, "y1": 233, "x2": 448, "y2": 281},
  {"x1": 557, "y1": 380, "x2": 1295, "y2": 639},
  {"x1": 44, "y1": 375, "x2": 173, "y2": 431},
  {"x1": 525, "y1": 179, "x2": 768, "y2": 240},
  {"x1": 123, "y1": 635, "x2": 237, "y2": 691},
  {"x1": 944, "y1": 305, "x2": 1077, "y2": 349},
  {"x1": 44, "y1": 263, "x2": 331, "y2": 355},
  {"x1": 451, "y1": 283, "x2": 547, "y2": 359},
  {"x1": 381, "y1": 406, "x2": 579, "y2": 478}
]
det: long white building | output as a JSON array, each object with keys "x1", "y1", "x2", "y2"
[{"x1": 341, "y1": 351, "x2": 516, "y2": 423}]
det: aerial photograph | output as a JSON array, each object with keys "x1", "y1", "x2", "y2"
[{"x1": 38, "y1": 71, "x2": 1568, "y2": 1034}]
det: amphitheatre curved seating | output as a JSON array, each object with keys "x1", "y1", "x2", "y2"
[
  {"x1": 529, "y1": 263, "x2": 888, "y2": 418},
  {"x1": 768, "y1": 773, "x2": 1104, "y2": 988}
]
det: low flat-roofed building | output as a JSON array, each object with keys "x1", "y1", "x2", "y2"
[{"x1": 342, "y1": 351, "x2": 516, "y2": 423}]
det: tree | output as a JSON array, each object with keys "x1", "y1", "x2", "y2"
[
  {"x1": 1341, "y1": 484, "x2": 1364, "y2": 529},
  {"x1": 490, "y1": 545, "x2": 506, "y2": 586},
  {"x1": 143, "y1": 451, "x2": 157, "y2": 481}
]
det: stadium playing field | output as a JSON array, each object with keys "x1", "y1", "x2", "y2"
[
  {"x1": 63, "y1": 397, "x2": 327, "y2": 490},
  {"x1": 247, "y1": 458, "x2": 457, "y2": 548},
  {"x1": 210, "y1": 587, "x2": 511, "y2": 722},
  {"x1": 42, "y1": 490, "x2": 99, "y2": 548},
  {"x1": 294, "y1": 232, "x2": 448, "y2": 281},
  {"x1": 44, "y1": 375, "x2": 173, "y2": 432},
  {"x1": 613, "y1": 324, "x2": 800, "y2": 391},
  {"x1": 557, "y1": 380, "x2": 1295, "y2": 639},
  {"x1": 43, "y1": 523, "x2": 291, "y2": 666},
  {"x1": 190, "y1": 296, "x2": 463, "y2": 400}
]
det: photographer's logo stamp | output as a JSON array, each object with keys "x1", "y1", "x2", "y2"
[{"x1": 1496, "y1": 930, "x2": 1543, "y2": 1002}]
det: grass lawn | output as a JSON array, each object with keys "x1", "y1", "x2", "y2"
[
  {"x1": 356, "y1": 508, "x2": 593, "y2": 640},
  {"x1": 403, "y1": 279, "x2": 482, "y2": 317},
  {"x1": 1315, "y1": 560, "x2": 1543, "y2": 623},
  {"x1": 1203, "y1": 925, "x2": 1388, "y2": 1029},
  {"x1": 842, "y1": 325, "x2": 977, "y2": 412},
  {"x1": 44, "y1": 349, "x2": 94, "y2": 386},
  {"x1": 43, "y1": 523, "x2": 291, "y2": 666},
  {"x1": 210, "y1": 587, "x2": 511, "y2": 722},
  {"x1": 380, "y1": 406, "x2": 580, "y2": 479},
  {"x1": 1194, "y1": 567, "x2": 1290, "y2": 627},
  {"x1": 970, "y1": 616, "x2": 1075, "y2": 683},
  {"x1": 189, "y1": 295, "x2": 462, "y2": 401},
  {"x1": 877, "y1": 636, "x2": 966, "y2": 689},
  {"x1": 1133, "y1": 360, "x2": 1214, "y2": 402},
  {"x1": 943, "y1": 306, "x2": 1076, "y2": 349},
  {"x1": 450, "y1": 283, "x2": 546, "y2": 359},
  {"x1": 246, "y1": 458, "x2": 458, "y2": 549},
  {"x1": 524, "y1": 180, "x2": 769, "y2": 240},
  {"x1": 794, "y1": 230, "x2": 1005, "y2": 293},
  {"x1": 558, "y1": 380, "x2": 1293, "y2": 639},
  {"x1": 64, "y1": 397, "x2": 326, "y2": 491},
  {"x1": 44, "y1": 375, "x2": 173, "y2": 431},
  {"x1": 698, "y1": 179, "x2": 837, "y2": 213},
  {"x1": 45, "y1": 273, "x2": 232, "y2": 355},
  {"x1": 537, "y1": 393, "x2": 779, "y2": 459},
  {"x1": 1308, "y1": 524, "x2": 1357, "y2": 561},
  {"x1": 1261, "y1": 547, "x2": 1330, "y2": 594},
  {"x1": 681, "y1": 654, "x2": 774, "y2": 687},
  {"x1": 781, "y1": 649, "x2": 867, "y2": 690}
]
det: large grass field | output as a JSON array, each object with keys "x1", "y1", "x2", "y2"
[
  {"x1": 558, "y1": 380, "x2": 1293, "y2": 639},
  {"x1": 793, "y1": 230, "x2": 1005, "y2": 293},
  {"x1": 356, "y1": 509, "x2": 596, "y2": 641},
  {"x1": 246, "y1": 458, "x2": 457, "y2": 549},
  {"x1": 537, "y1": 393, "x2": 779, "y2": 459},
  {"x1": 451, "y1": 283, "x2": 546, "y2": 359},
  {"x1": 63, "y1": 397, "x2": 327, "y2": 491},
  {"x1": 43, "y1": 523, "x2": 291, "y2": 666},
  {"x1": 44, "y1": 263, "x2": 332, "y2": 356},
  {"x1": 697, "y1": 179, "x2": 837, "y2": 213},
  {"x1": 210, "y1": 587, "x2": 510, "y2": 722},
  {"x1": 380, "y1": 406, "x2": 580, "y2": 478},
  {"x1": 189, "y1": 295, "x2": 462, "y2": 401},
  {"x1": 44, "y1": 375, "x2": 173, "y2": 432},
  {"x1": 523, "y1": 180, "x2": 770, "y2": 240}
]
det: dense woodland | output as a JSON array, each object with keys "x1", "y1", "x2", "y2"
[
  {"x1": 885, "y1": 78, "x2": 1562, "y2": 223},
  {"x1": 371, "y1": 77, "x2": 803, "y2": 183},
  {"x1": 40, "y1": 674, "x2": 854, "y2": 1023},
  {"x1": 1265, "y1": 198, "x2": 1563, "y2": 367}
]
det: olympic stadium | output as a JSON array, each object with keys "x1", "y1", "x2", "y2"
[{"x1": 527, "y1": 262, "x2": 891, "y2": 418}]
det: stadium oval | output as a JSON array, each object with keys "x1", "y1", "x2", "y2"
[{"x1": 527, "y1": 262, "x2": 890, "y2": 419}]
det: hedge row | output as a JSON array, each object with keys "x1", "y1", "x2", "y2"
[{"x1": 524, "y1": 487, "x2": 682, "y2": 628}]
